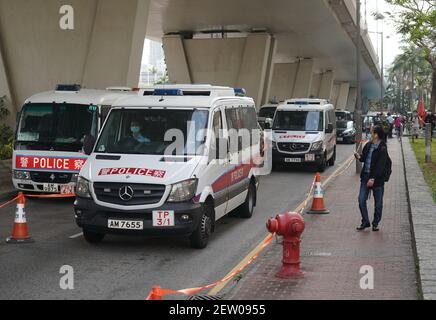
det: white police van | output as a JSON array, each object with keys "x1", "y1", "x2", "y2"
[
  {"x1": 12, "y1": 85, "x2": 136, "y2": 194},
  {"x1": 74, "y1": 85, "x2": 262, "y2": 249},
  {"x1": 272, "y1": 98, "x2": 336, "y2": 172}
]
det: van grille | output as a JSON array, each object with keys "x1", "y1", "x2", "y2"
[
  {"x1": 278, "y1": 142, "x2": 310, "y2": 153},
  {"x1": 31, "y1": 172, "x2": 72, "y2": 184},
  {"x1": 93, "y1": 182, "x2": 166, "y2": 206}
]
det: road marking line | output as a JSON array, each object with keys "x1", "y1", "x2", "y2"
[
  {"x1": 208, "y1": 154, "x2": 355, "y2": 296},
  {"x1": 69, "y1": 232, "x2": 83, "y2": 239}
]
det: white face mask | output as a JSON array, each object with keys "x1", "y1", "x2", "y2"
[{"x1": 131, "y1": 127, "x2": 141, "y2": 134}]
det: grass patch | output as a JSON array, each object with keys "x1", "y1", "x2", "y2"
[{"x1": 409, "y1": 137, "x2": 436, "y2": 203}]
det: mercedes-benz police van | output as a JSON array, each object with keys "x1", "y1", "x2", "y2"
[
  {"x1": 13, "y1": 85, "x2": 135, "y2": 194},
  {"x1": 272, "y1": 98, "x2": 336, "y2": 172},
  {"x1": 74, "y1": 85, "x2": 262, "y2": 249}
]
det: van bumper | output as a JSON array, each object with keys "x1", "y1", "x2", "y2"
[
  {"x1": 272, "y1": 150, "x2": 324, "y2": 165},
  {"x1": 74, "y1": 198, "x2": 204, "y2": 236}
]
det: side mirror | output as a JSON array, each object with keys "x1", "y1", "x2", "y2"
[
  {"x1": 326, "y1": 123, "x2": 334, "y2": 133},
  {"x1": 83, "y1": 135, "x2": 96, "y2": 156}
]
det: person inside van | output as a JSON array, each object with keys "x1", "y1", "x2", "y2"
[{"x1": 130, "y1": 120, "x2": 150, "y2": 143}]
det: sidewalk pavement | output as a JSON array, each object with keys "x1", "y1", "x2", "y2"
[{"x1": 230, "y1": 139, "x2": 419, "y2": 300}]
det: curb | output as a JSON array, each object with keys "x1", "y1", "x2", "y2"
[{"x1": 401, "y1": 138, "x2": 436, "y2": 300}]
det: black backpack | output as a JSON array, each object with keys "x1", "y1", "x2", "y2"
[{"x1": 384, "y1": 153, "x2": 392, "y2": 182}]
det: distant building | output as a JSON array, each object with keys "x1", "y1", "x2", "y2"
[{"x1": 139, "y1": 40, "x2": 166, "y2": 86}]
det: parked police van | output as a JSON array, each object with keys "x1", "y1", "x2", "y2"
[
  {"x1": 271, "y1": 98, "x2": 336, "y2": 172},
  {"x1": 12, "y1": 85, "x2": 136, "y2": 194},
  {"x1": 74, "y1": 85, "x2": 262, "y2": 249}
]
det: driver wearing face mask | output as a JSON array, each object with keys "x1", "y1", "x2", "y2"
[{"x1": 130, "y1": 121, "x2": 150, "y2": 143}]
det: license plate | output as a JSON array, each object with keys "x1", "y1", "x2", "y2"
[
  {"x1": 305, "y1": 154, "x2": 315, "y2": 162},
  {"x1": 153, "y1": 211, "x2": 175, "y2": 227},
  {"x1": 108, "y1": 219, "x2": 144, "y2": 230},
  {"x1": 43, "y1": 184, "x2": 59, "y2": 193},
  {"x1": 337, "y1": 137, "x2": 344, "y2": 142},
  {"x1": 285, "y1": 158, "x2": 301, "y2": 163},
  {"x1": 60, "y1": 185, "x2": 75, "y2": 195}
]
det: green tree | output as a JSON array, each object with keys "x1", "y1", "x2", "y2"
[
  {"x1": 0, "y1": 96, "x2": 13, "y2": 160},
  {"x1": 386, "y1": 45, "x2": 433, "y2": 112},
  {"x1": 386, "y1": 0, "x2": 436, "y2": 112}
]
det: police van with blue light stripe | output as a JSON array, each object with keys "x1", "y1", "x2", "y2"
[{"x1": 74, "y1": 85, "x2": 263, "y2": 249}]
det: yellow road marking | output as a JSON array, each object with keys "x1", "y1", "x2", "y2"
[{"x1": 208, "y1": 154, "x2": 355, "y2": 296}]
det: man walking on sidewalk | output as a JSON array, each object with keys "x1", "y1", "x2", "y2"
[{"x1": 354, "y1": 125, "x2": 389, "y2": 232}]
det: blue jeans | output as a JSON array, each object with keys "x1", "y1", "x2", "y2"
[{"x1": 358, "y1": 174, "x2": 385, "y2": 226}]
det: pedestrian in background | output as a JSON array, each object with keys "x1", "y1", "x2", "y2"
[
  {"x1": 354, "y1": 125, "x2": 389, "y2": 232},
  {"x1": 387, "y1": 113, "x2": 394, "y2": 138}
]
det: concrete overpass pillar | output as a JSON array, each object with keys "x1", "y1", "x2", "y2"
[
  {"x1": 310, "y1": 72, "x2": 322, "y2": 98},
  {"x1": 0, "y1": 41, "x2": 15, "y2": 127},
  {"x1": 336, "y1": 82, "x2": 350, "y2": 109},
  {"x1": 163, "y1": 33, "x2": 274, "y2": 107},
  {"x1": 236, "y1": 33, "x2": 273, "y2": 106},
  {"x1": 346, "y1": 87, "x2": 357, "y2": 112},
  {"x1": 0, "y1": 0, "x2": 150, "y2": 120},
  {"x1": 292, "y1": 59, "x2": 315, "y2": 98},
  {"x1": 162, "y1": 35, "x2": 192, "y2": 84},
  {"x1": 318, "y1": 70, "x2": 335, "y2": 100},
  {"x1": 268, "y1": 63, "x2": 298, "y2": 103}
]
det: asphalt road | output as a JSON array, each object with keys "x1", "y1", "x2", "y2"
[{"x1": 0, "y1": 144, "x2": 354, "y2": 300}]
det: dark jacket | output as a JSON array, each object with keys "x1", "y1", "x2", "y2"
[{"x1": 359, "y1": 141, "x2": 388, "y2": 187}]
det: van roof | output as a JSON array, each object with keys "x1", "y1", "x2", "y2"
[
  {"x1": 24, "y1": 88, "x2": 136, "y2": 106},
  {"x1": 112, "y1": 84, "x2": 254, "y2": 109},
  {"x1": 276, "y1": 98, "x2": 334, "y2": 111}
]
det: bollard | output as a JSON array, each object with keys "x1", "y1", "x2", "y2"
[
  {"x1": 266, "y1": 212, "x2": 305, "y2": 278},
  {"x1": 425, "y1": 123, "x2": 431, "y2": 163}
]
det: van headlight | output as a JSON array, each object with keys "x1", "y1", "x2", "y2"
[
  {"x1": 76, "y1": 177, "x2": 91, "y2": 198},
  {"x1": 14, "y1": 170, "x2": 31, "y2": 180},
  {"x1": 167, "y1": 179, "x2": 198, "y2": 203},
  {"x1": 311, "y1": 141, "x2": 323, "y2": 151},
  {"x1": 272, "y1": 141, "x2": 278, "y2": 150},
  {"x1": 343, "y1": 129, "x2": 353, "y2": 136}
]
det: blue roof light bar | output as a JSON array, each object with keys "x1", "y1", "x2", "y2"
[
  {"x1": 234, "y1": 88, "x2": 246, "y2": 97},
  {"x1": 153, "y1": 89, "x2": 183, "y2": 96}
]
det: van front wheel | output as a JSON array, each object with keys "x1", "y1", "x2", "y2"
[
  {"x1": 83, "y1": 229, "x2": 105, "y2": 244},
  {"x1": 189, "y1": 204, "x2": 213, "y2": 249},
  {"x1": 240, "y1": 182, "x2": 257, "y2": 219},
  {"x1": 317, "y1": 154, "x2": 327, "y2": 172}
]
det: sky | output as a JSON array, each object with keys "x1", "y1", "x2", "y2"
[
  {"x1": 364, "y1": 0, "x2": 403, "y2": 69},
  {"x1": 141, "y1": 0, "x2": 405, "y2": 71}
]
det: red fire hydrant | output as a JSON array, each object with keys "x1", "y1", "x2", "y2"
[{"x1": 266, "y1": 212, "x2": 305, "y2": 278}]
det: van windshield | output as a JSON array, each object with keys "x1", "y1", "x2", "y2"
[
  {"x1": 258, "y1": 107, "x2": 277, "y2": 119},
  {"x1": 95, "y1": 108, "x2": 209, "y2": 155},
  {"x1": 16, "y1": 103, "x2": 98, "y2": 152},
  {"x1": 273, "y1": 111, "x2": 323, "y2": 131}
]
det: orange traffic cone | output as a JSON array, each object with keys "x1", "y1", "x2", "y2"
[
  {"x1": 6, "y1": 193, "x2": 34, "y2": 244},
  {"x1": 146, "y1": 286, "x2": 163, "y2": 300},
  {"x1": 307, "y1": 173, "x2": 330, "y2": 215}
]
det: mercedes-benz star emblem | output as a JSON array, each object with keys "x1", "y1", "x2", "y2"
[{"x1": 119, "y1": 186, "x2": 134, "y2": 201}]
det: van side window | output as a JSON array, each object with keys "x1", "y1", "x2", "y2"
[
  {"x1": 242, "y1": 106, "x2": 258, "y2": 132},
  {"x1": 329, "y1": 110, "x2": 336, "y2": 127},
  {"x1": 212, "y1": 110, "x2": 223, "y2": 138},
  {"x1": 211, "y1": 110, "x2": 223, "y2": 159}
]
